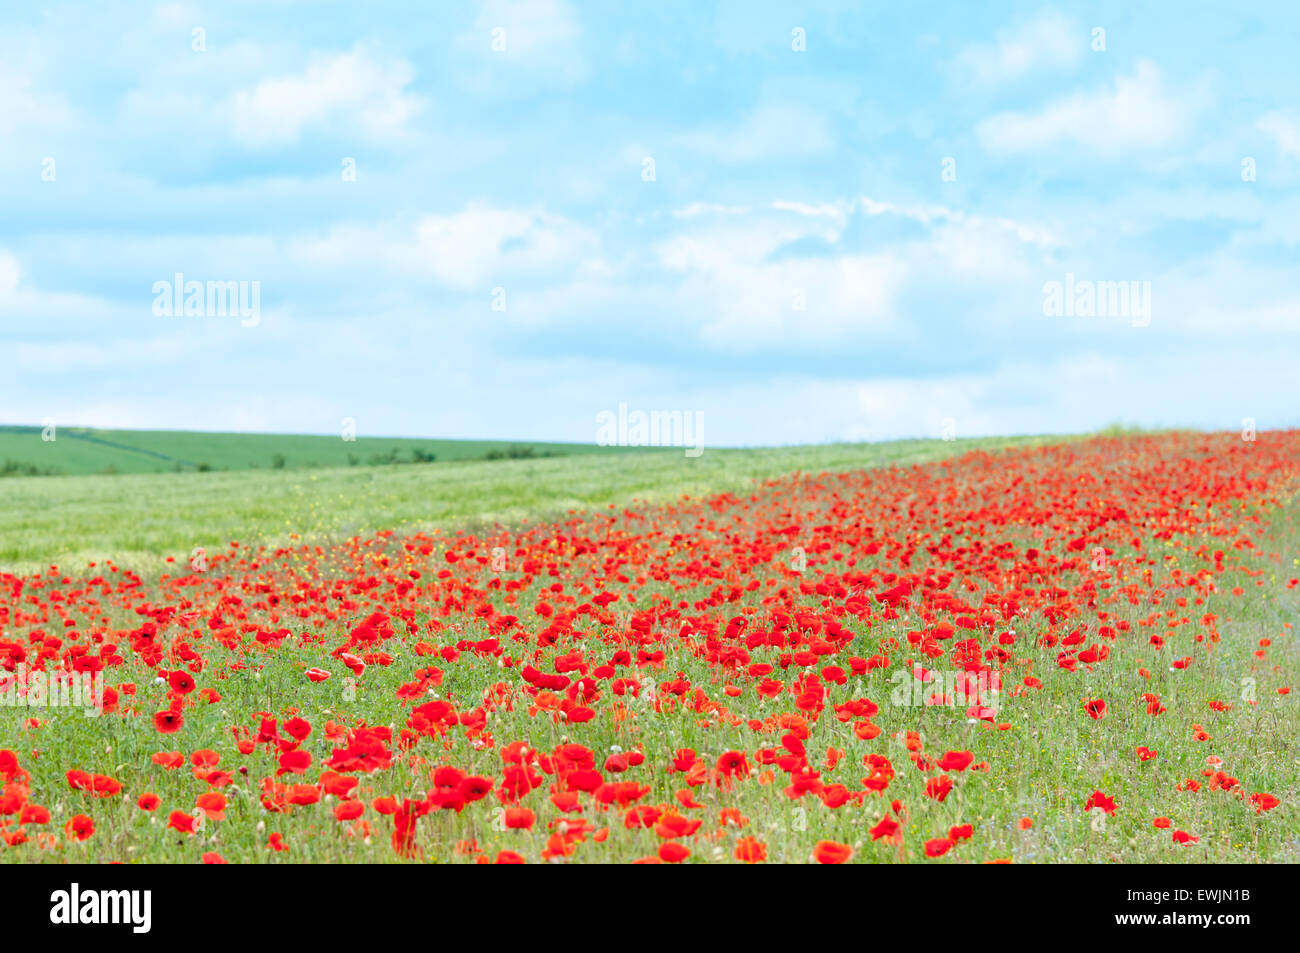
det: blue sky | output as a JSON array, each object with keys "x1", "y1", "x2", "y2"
[{"x1": 3, "y1": 1, "x2": 1299, "y2": 445}]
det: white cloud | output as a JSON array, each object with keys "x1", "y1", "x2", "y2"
[
  {"x1": 673, "y1": 202, "x2": 751, "y2": 218},
  {"x1": 856, "y1": 197, "x2": 1061, "y2": 246},
  {"x1": 415, "y1": 206, "x2": 600, "y2": 289},
  {"x1": 279, "y1": 207, "x2": 601, "y2": 291},
  {"x1": 952, "y1": 9, "x2": 1083, "y2": 88},
  {"x1": 1258, "y1": 111, "x2": 1300, "y2": 159},
  {"x1": 0, "y1": 252, "x2": 20, "y2": 297},
  {"x1": 641, "y1": 196, "x2": 1065, "y2": 352},
  {"x1": 453, "y1": 0, "x2": 586, "y2": 93},
  {"x1": 771, "y1": 199, "x2": 854, "y2": 222},
  {"x1": 0, "y1": 250, "x2": 133, "y2": 328},
  {"x1": 230, "y1": 46, "x2": 420, "y2": 147},
  {"x1": 977, "y1": 61, "x2": 1190, "y2": 155},
  {"x1": 0, "y1": 59, "x2": 72, "y2": 141}
]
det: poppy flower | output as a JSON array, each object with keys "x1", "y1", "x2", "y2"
[
  {"x1": 278, "y1": 749, "x2": 313, "y2": 775},
  {"x1": 168, "y1": 671, "x2": 195, "y2": 694},
  {"x1": 937, "y1": 751, "x2": 973, "y2": 772},
  {"x1": 813, "y1": 840, "x2": 852, "y2": 864},
  {"x1": 504, "y1": 807, "x2": 535, "y2": 830},
  {"x1": 925, "y1": 838, "x2": 954, "y2": 857},
  {"x1": 168, "y1": 810, "x2": 199, "y2": 834},
  {"x1": 20, "y1": 804, "x2": 50, "y2": 824},
  {"x1": 90, "y1": 774, "x2": 121, "y2": 797},
  {"x1": 138, "y1": 793, "x2": 161, "y2": 811},
  {"x1": 654, "y1": 814, "x2": 702, "y2": 838},
  {"x1": 716, "y1": 750, "x2": 751, "y2": 778},
  {"x1": 334, "y1": 800, "x2": 365, "y2": 822},
  {"x1": 196, "y1": 792, "x2": 227, "y2": 821},
  {"x1": 153, "y1": 710, "x2": 184, "y2": 734},
  {"x1": 458, "y1": 776, "x2": 493, "y2": 802},
  {"x1": 869, "y1": 815, "x2": 900, "y2": 841},
  {"x1": 1085, "y1": 790, "x2": 1117, "y2": 815},
  {"x1": 65, "y1": 814, "x2": 95, "y2": 841},
  {"x1": 924, "y1": 776, "x2": 954, "y2": 802},
  {"x1": 734, "y1": 836, "x2": 766, "y2": 862},
  {"x1": 1249, "y1": 793, "x2": 1280, "y2": 814},
  {"x1": 658, "y1": 842, "x2": 690, "y2": 863}
]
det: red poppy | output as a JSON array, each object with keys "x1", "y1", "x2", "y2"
[
  {"x1": 65, "y1": 814, "x2": 94, "y2": 841},
  {"x1": 196, "y1": 792, "x2": 227, "y2": 820},
  {"x1": 936, "y1": 751, "x2": 973, "y2": 772},
  {"x1": 870, "y1": 815, "x2": 900, "y2": 841},
  {"x1": 153, "y1": 710, "x2": 184, "y2": 734},
  {"x1": 658, "y1": 842, "x2": 690, "y2": 863},
  {"x1": 925, "y1": 838, "x2": 954, "y2": 857},
  {"x1": 504, "y1": 807, "x2": 535, "y2": 830},
  {"x1": 168, "y1": 810, "x2": 199, "y2": 834},
  {"x1": 334, "y1": 800, "x2": 365, "y2": 822},
  {"x1": 1084, "y1": 790, "x2": 1117, "y2": 815},
  {"x1": 813, "y1": 840, "x2": 852, "y2": 864}
]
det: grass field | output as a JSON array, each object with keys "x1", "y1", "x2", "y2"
[
  {"x1": 1, "y1": 429, "x2": 1295, "y2": 865},
  {"x1": 0, "y1": 433, "x2": 1066, "y2": 575},
  {"x1": 0, "y1": 425, "x2": 632, "y2": 477}
]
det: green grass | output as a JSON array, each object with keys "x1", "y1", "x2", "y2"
[
  {"x1": 0, "y1": 434, "x2": 1068, "y2": 575},
  {"x1": 0, "y1": 425, "x2": 638, "y2": 477}
]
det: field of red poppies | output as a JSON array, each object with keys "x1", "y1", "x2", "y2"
[{"x1": 1, "y1": 431, "x2": 1296, "y2": 863}]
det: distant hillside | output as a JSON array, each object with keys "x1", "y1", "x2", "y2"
[{"x1": 0, "y1": 425, "x2": 634, "y2": 477}]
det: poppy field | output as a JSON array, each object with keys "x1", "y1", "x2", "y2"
[{"x1": 1, "y1": 430, "x2": 1296, "y2": 864}]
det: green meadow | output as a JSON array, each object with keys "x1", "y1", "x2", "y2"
[
  {"x1": 0, "y1": 425, "x2": 631, "y2": 477},
  {"x1": 0, "y1": 430, "x2": 1067, "y2": 575}
]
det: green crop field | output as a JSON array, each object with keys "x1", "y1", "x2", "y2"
[
  {"x1": 0, "y1": 432, "x2": 1068, "y2": 576},
  {"x1": 0, "y1": 425, "x2": 634, "y2": 478}
]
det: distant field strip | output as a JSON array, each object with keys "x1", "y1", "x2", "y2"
[
  {"x1": 0, "y1": 426, "x2": 644, "y2": 477},
  {"x1": 0, "y1": 433, "x2": 1072, "y2": 575}
]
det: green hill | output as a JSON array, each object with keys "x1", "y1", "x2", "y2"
[{"x1": 0, "y1": 425, "x2": 635, "y2": 476}]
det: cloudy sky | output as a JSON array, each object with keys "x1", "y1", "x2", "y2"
[{"x1": 3, "y1": 1, "x2": 1298, "y2": 445}]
